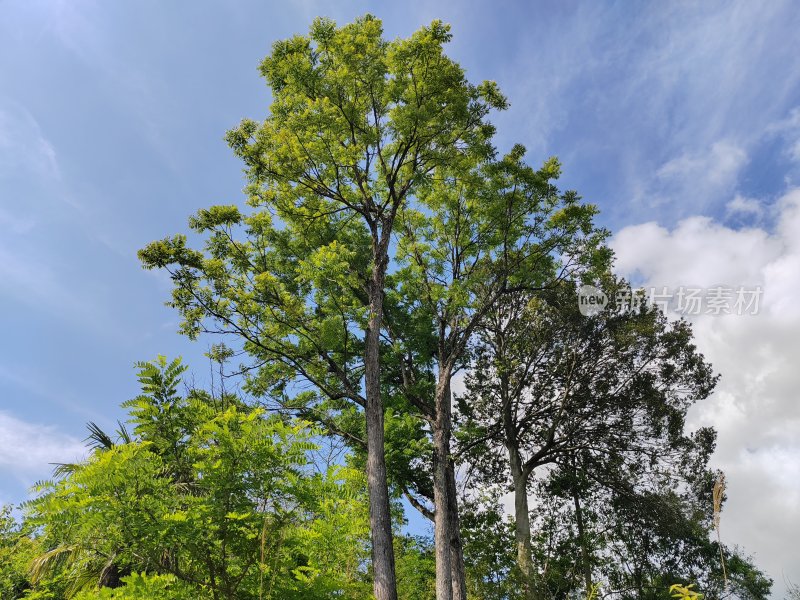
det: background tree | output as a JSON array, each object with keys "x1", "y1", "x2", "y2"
[
  {"x1": 456, "y1": 277, "x2": 769, "y2": 599},
  {"x1": 458, "y1": 494, "x2": 522, "y2": 600},
  {"x1": 528, "y1": 465, "x2": 772, "y2": 600}
]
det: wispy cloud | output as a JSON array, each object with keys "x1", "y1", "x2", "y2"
[
  {"x1": 0, "y1": 102, "x2": 61, "y2": 182},
  {"x1": 31, "y1": 0, "x2": 182, "y2": 173},
  {"x1": 767, "y1": 106, "x2": 800, "y2": 168},
  {"x1": 488, "y1": 0, "x2": 800, "y2": 222},
  {"x1": 0, "y1": 411, "x2": 86, "y2": 485},
  {"x1": 0, "y1": 364, "x2": 98, "y2": 420},
  {"x1": 0, "y1": 207, "x2": 35, "y2": 235},
  {"x1": 726, "y1": 194, "x2": 764, "y2": 218},
  {"x1": 651, "y1": 140, "x2": 748, "y2": 208},
  {"x1": 0, "y1": 243, "x2": 131, "y2": 341}
]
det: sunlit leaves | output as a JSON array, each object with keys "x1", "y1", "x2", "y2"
[{"x1": 20, "y1": 357, "x2": 374, "y2": 599}]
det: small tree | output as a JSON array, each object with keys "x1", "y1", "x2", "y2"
[{"x1": 24, "y1": 358, "x2": 373, "y2": 600}]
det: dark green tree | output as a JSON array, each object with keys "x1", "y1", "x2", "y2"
[
  {"x1": 457, "y1": 277, "x2": 768, "y2": 599},
  {"x1": 380, "y1": 147, "x2": 606, "y2": 600}
]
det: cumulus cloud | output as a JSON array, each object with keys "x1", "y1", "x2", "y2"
[
  {"x1": 611, "y1": 188, "x2": 800, "y2": 595},
  {"x1": 0, "y1": 412, "x2": 85, "y2": 485}
]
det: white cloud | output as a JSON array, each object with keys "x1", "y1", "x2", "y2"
[
  {"x1": 727, "y1": 194, "x2": 764, "y2": 218},
  {"x1": 611, "y1": 188, "x2": 800, "y2": 596},
  {"x1": 767, "y1": 106, "x2": 800, "y2": 167},
  {"x1": 790, "y1": 140, "x2": 800, "y2": 164},
  {"x1": 657, "y1": 143, "x2": 745, "y2": 186},
  {"x1": 0, "y1": 411, "x2": 85, "y2": 485},
  {"x1": 653, "y1": 140, "x2": 748, "y2": 206},
  {"x1": 613, "y1": 215, "x2": 779, "y2": 289}
]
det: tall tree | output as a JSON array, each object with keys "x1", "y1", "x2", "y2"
[
  {"x1": 140, "y1": 16, "x2": 509, "y2": 600},
  {"x1": 457, "y1": 277, "x2": 726, "y2": 599},
  {"x1": 383, "y1": 148, "x2": 606, "y2": 599}
]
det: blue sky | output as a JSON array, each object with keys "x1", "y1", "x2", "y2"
[{"x1": 2, "y1": 0, "x2": 800, "y2": 595}]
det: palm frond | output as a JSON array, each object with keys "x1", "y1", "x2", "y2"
[
  {"x1": 84, "y1": 421, "x2": 114, "y2": 452},
  {"x1": 29, "y1": 544, "x2": 76, "y2": 583},
  {"x1": 116, "y1": 420, "x2": 133, "y2": 444},
  {"x1": 50, "y1": 462, "x2": 80, "y2": 478}
]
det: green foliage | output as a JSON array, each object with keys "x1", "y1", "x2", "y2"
[
  {"x1": 670, "y1": 583, "x2": 702, "y2": 600},
  {"x1": 21, "y1": 357, "x2": 372, "y2": 600},
  {"x1": 456, "y1": 276, "x2": 772, "y2": 600},
  {"x1": 0, "y1": 506, "x2": 40, "y2": 599},
  {"x1": 137, "y1": 14, "x2": 511, "y2": 392},
  {"x1": 72, "y1": 573, "x2": 197, "y2": 600},
  {"x1": 10, "y1": 14, "x2": 775, "y2": 600},
  {"x1": 459, "y1": 498, "x2": 521, "y2": 600},
  {"x1": 136, "y1": 10, "x2": 607, "y2": 514},
  {"x1": 394, "y1": 536, "x2": 436, "y2": 600}
]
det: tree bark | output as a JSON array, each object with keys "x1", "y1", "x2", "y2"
[
  {"x1": 365, "y1": 259, "x2": 398, "y2": 600},
  {"x1": 402, "y1": 457, "x2": 466, "y2": 600},
  {"x1": 446, "y1": 420, "x2": 467, "y2": 600},
  {"x1": 509, "y1": 446, "x2": 537, "y2": 600},
  {"x1": 572, "y1": 470, "x2": 593, "y2": 593},
  {"x1": 501, "y1": 356, "x2": 538, "y2": 600},
  {"x1": 433, "y1": 369, "x2": 455, "y2": 600}
]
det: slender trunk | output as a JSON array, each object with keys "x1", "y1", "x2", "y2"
[
  {"x1": 572, "y1": 472, "x2": 592, "y2": 593},
  {"x1": 365, "y1": 264, "x2": 398, "y2": 600},
  {"x1": 502, "y1": 355, "x2": 538, "y2": 600},
  {"x1": 401, "y1": 460, "x2": 464, "y2": 598},
  {"x1": 433, "y1": 371, "x2": 454, "y2": 600},
  {"x1": 445, "y1": 415, "x2": 467, "y2": 600},
  {"x1": 509, "y1": 447, "x2": 537, "y2": 600}
]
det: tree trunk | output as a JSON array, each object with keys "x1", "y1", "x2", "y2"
[
  {"x1": 433, "y1": 371, "x2": 454, "y2": 600},
  {"x1": 572, "y1": 471, "x2": 592, "y2": 593},
  {"x1": 510, "y1": 447, "x2": 537, "y2": 600},
  {"x1": 402, "y1": 451, "x2": 466, "y2": 599},
  {"x1": 99, "y1": 562, "x2": 126, "y2": 589},
  {"x1": 446, "y1": 422, "x2": 467, "y2": 600},
  {"x1": 502, "y1": 355, "x2": 538, "y2": 600},
  {"x1": 365, "y1": 263, "x2": 398, "y2": 600}
]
